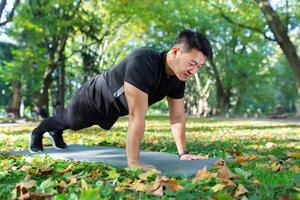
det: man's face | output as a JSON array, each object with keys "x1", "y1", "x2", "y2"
[{"x1": 171, "y1": 47, "x2": 207, "y2": 81}]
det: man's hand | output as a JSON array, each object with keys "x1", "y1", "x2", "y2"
[
  {"x1": 180, "y1": 154, "x2": 209, "y2": 160},
  {"x1": 129, "y1": 162, "x2": 159, "y2": 172}
]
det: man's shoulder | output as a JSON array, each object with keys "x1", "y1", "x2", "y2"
[{"x1": 129, "y1": 48, "x2": 160, "y2": 60}]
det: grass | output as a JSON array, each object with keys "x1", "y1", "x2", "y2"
[{"x1": 0, "y1": 116, "x2": 299, "y2": 199}]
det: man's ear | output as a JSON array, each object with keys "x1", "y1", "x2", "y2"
[{"x1": 171, "y1": 47, "x2": 179, "y2": 58}]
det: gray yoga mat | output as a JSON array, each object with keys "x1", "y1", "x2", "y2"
[{"x1": 5, "y1": 144, "x2": 225, "y2": 177}]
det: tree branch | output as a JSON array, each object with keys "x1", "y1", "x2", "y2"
[
  {"x1": 0, "y1": 0, "x2": 7, "y2": 20},
  {"x1": 0, "y1": 0, "x2": 19, "y2": 27},
  {"x1": 209, "y1": 2, "x2": 276, "y2": 42}
]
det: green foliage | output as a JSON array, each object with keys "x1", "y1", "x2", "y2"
[{"x1": 0, "y1": 0, "x2": 298, "y2": 115}]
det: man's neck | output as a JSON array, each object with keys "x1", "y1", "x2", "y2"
[{"x1": 165, "y1": 51, "x2": 175, "y2": 76}]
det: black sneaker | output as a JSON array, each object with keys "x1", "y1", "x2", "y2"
[
  {"x1": 45, "y1": 132, "x2": 67, "y2": 150},
  {"x1": 29, "y1": 132, "x2": 44, "y2": 153}
]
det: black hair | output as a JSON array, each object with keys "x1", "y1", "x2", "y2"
[{"x1": 174, "y1": 29, "x2": 213, "y2": 59}]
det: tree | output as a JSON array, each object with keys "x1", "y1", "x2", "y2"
[{"x1": 0, "y1": 0, "x2": 19, "y2": 26}]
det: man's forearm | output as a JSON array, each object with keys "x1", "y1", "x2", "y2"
[
  {"x1": 171, "y1": 117, "x2": 186, "y2": 154},
  {"x1": 126, "y1": 116, "x2": 145, "y2": 166}
]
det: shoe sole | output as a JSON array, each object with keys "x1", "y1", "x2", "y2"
[
  {"x1": 28, "y1": 133, "x2": 43, "y2": 154},
  {"x1": 44, "y1": 132, "x2": 67, "y2": 150}
]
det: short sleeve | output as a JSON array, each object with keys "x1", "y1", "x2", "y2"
[
  {"x1": 124, "y1": 56, "x2": 155, "y2": 94},
  {"x1": 167, "y1": 81, "x2": 185, "y2": 99}
]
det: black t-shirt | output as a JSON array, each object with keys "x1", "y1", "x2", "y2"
[{"x1": 103, "y1": 48, "x2": 185, "y2": 116}]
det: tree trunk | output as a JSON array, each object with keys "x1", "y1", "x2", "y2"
[
  {"x1": 37, "y1": 67, "x2": 54, "y2": 113},
  {"x1": 59, "y1": 54, "x2": 65, "y2": 110},
  {"x1": 6, "y1": 80, "x2": 21, "y2": 118},
  {"x1": 258, "y1": 0, "x2": 300, "y2": 108},
  {"x1": 209, "y1": 59, "x2": 225, "y2": 114}
]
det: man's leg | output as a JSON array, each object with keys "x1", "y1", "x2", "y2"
[
  {"x1": 44, "y1": 130, "x2": 67, "y2": 150},
  {"x1": 29, "y1": 114, "x2": 69, "y2": 153}
]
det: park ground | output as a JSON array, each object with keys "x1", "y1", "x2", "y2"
[{"x1": 0, "y1": 116, "x2": 300, "y2": 199}]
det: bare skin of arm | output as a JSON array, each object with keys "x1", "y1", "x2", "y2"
[
  {"x1": 124, "y1": 81, "x2": 157, "y2": 171},
  {"x1": 167, "y1": 97, "x2": 208, "y2": 160}
]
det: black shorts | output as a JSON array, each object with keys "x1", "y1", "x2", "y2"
[{"x1": 64, "y1": 74, "x2": 119, "y2": 131}]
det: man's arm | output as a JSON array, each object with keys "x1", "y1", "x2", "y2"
[
  {"x1": 124, "y1": 81, "x2": 157, "y2": 170},
  {"x1": 167, "y1": 97, "x2": 187, "y2": 154},
  {"x1": 167, "y1": 97, "x2": 208, "y2": 160}
]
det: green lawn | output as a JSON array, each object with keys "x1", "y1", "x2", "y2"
[{"x1": 0, "y1": 116, "x2": 299, "y2": 199}]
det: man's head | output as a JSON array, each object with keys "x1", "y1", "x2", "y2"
[{"x1": 166, "y1": 29, "x2": 213, "y2": 81}]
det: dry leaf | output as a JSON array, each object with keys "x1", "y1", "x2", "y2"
[
  {"x1": 217, "y1": 165, "x2": 239, "y2": 179},
  {"x1": 57, "y1": 180, "x2": 68, "y2": 193},
  {"x1": 161, "y1": 177, "x2": 183, "y2": 192},
  {"x1": 234, "y1": 184, "x2": 249, "y2": 197},
  {"x1": 265, "y1": 142, "x2": 277, "y2": 149},
  {"x1": 151, "y1": 175, "x2": 162, "y2": 191},
  {"x1": 214, "y1": 159, "x2": 225, "y2": 169},
  {"x1": 220, "y1": 178, "x2": 236, "y2": 187},
  {"x1": 194, "y1": 166, "x2": 216, "y2": 180},
  {"x1": 235, "y1": 155, "x2": 257, "y2": 164},
  {"x1": 211, "y1": 183, "x2": 225, "y2": 192},
  {"x1": 279, "y1": 195, "x2": 291, "y2": 200},
  {"x1": 151, "y1": 185, "x2": 163, "y2": 197},
  {"x1": 286, "y1": 152, "x2": 300, "y2": 158},
  {"x1": 271, "y1": 162, "x2": 283, "y2": 172},
  {"x1": 18, "y1": 191, "x2": 53, "y2": 200},
  {"x1": 251, "y1": 178, "x2": 260, "y2": 185},
  {"x1": 20, "y1": 165, "x2": 32, "y2": 172},
  {"x1": 38, "y1": 169, "x2": 54, "y2": 175},
  {"x1": 59, "y1": 163, "x2": 74, "y2": 174},
  {"x1": 16, "y1": 180, "x2": 37, "y2": 190},
  {"x1": 131, "y1": 179, "x2": 153, "y2": 192},
  {"x1": 68, "y1": 175, "x2": 77, "y2": 185},
  {"x1": 290, "y1": 165, "x2": 300, "y2": 171}
]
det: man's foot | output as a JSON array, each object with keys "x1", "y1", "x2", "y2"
[
  {"x1": 29, "y1": 132, "x2": 44, "y2": 153},
  {"x1": 44, "y1": 132, "x2": 67, "y2": 150}
]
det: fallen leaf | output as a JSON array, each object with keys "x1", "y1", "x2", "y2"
[
  {"x1": 38, "y1": 169, "x2": 54, "y2": 175},
  {"x1": 214, "y1": 159, "x2": 225, "y2": 169},
  {"x1": 234, "y1": 184, "x2": 249, "y2": 198},
  {"x1": 220, "y1": 178, "x2": 236, "y2": 187},
  {"x1": 271, "y1": 162, "x2": 283, "y2": 172},
  {"x1": 20, "y1": 165, "x2": 32, "y2": 172},
  {"x1": 279, "y1": 195, "x2": 291, "y2": 200},
  {"x1": 235, "y1": 155, "x2": 257, "y2": 164},
  {"x1": 161, "y1": 177, "x2": 183, "y2": 192},
  {"x1": 291, "y1": 165, "x2": 300, "y2": 171},
  {"x1": 16, "y1": 180, "x2": 37, "y2": 190},
  {"x1": 138, "y1": 169, "x2": 160, "y2": 181},
  {"x1": 217, "y1": 166, "x2": 239, "y2": 180},
  {"x1": 131, "y1": 179, "x2": 153, "y2": 192},
  {"x1": 286, "y1": 152, "x2": 300, "y2": 158},
  {"x1": 194, "y1": 166, "x2": 216, "y2": 180},
  {"x1": 59, "y1": 163, "x2": 74, "y2": 174},
  {"x1": 251, "y1": 178, "x2": 260, "y2": 185},
  {"x1": 17, "y1": 191, "x2": 53, "y2": 200},
  {"x1": 211, "y1": 183, "x2": 225, "y2": 192},
  {"x1": 57, "y1": 180, "x2": 68, "y2": 193},
  {"x1": 265, "y1": 142, "x2": 277, "y2": 149},
  {"x1": 151, "y1": 185, "x2": 163, "y2": 197},
  {"x1": 68, "y1": 175, "x2": 77, "y2": 185}
]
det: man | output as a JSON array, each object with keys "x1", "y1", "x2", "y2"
[{"x1": 29, "y1": 29, "x2": 213, "y2": 170}]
